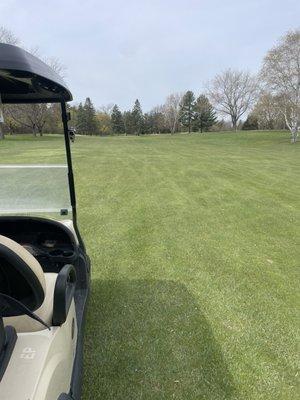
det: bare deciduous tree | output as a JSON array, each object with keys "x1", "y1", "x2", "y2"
[
  {"x1": 207, "y1": 69, "x2": 258, "y2": 131},
  {"x1": 0, "y1": 27, "x2": 21, "y2": 138},
  {"x1": 0, "y1": 26, "x2": 66, "y2": 138},
  {"x1": 6, "y1": 104, "x2": 48, "y2": 136},
  {"x1": 99, "y1": 104, "x2": 114, "y2": 116},
  {"x1": 0, "y1": 27, "x2": 20, "y2": 45},
  {"x1": 4, "y1": 57, "x2": 65, "y2": 136},
  {"x1": 252, "y1": 92, "x2": 285, "y2": 130},
  {"x1": 261, "y1": 29, "x2": 300, "y2": 143},
  {"x1": 163, "y1": 92, "x2": 183, "y2": 134}
]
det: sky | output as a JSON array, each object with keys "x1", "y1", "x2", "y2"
[{"x1": 0, "y1": 0, "x2": 299, "y2": 111}]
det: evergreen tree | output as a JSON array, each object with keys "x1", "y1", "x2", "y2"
[
  {"x1": 179, "y1": 91, "x2": 196, "y2": 133},
  {"x1": 194, "y1": 95, "x2": 217, "y2": 132},
  {"x1": 111, "y1": 104, "x2": 125, "y2": 134},
  {"x1": 242, "y1": 114, "x2": 259, "y2": 130},
  {"x1": 123, "y1": 111, "x2": 133, "y2": 135},
  {"x1": 75, "y1": 102, "x2": 87, "y2": 135},
  {"x1": 144, "y1": 107, "x2": 166, "y2": 134},
  {"x1": 131, "y1": 99, "x2": 144, "y2": 135},
  {"x1": 83, "y1": 97, "x2": 98, "y2": 135}
]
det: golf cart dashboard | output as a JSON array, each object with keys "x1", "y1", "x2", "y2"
[{"x1": 0, "y1": 218, "x2": 77, "y2": 273}]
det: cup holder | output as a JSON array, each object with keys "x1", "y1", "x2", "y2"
[
  {"x1": 49, "y1": 249, "x2": 63, "y2": 257},
  {"x1": 62, "y1": 250, "x2": 74, "y2": 258},
  {"x1": 49, "y1": 249, "x2": 74, "y2": 258}
]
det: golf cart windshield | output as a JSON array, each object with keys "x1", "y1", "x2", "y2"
[
  {"x1": 0, "y1": 43, "x2": 77, "y2": 223},
  {"x1": 0, "y1": 164, "x2": 72, "y2": 219}
]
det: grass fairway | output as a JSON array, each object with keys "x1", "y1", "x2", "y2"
[{"x1": 0, "y1": 131, "x2": 299, "y2": 399}]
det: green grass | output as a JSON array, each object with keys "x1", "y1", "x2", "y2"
[{"x1": 0, "y1": 131, "x2": 299, "y2": 399}]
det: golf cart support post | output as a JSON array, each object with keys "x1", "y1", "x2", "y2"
[{"x1": 61, "y1": 100, "x2": 85, "y2": 250}]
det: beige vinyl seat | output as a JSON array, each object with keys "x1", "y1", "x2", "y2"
[
  {"x1": 4, "y1": 273, "x2": 57, "y2": 333},
  {"x1": 0, "y1": 235, "x2": 57, "y2": 333}
]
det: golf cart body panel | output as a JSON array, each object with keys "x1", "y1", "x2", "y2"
[
  {"x1": 0, "y1": 44, "x2": 90, "y2": 400},
  {"x1": 1, "y1": 301, "x2": 77, "y2": 400}
]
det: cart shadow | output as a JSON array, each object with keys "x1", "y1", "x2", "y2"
[{"x1": 82, "y1": 279, "x2": 236, "y2": 400}]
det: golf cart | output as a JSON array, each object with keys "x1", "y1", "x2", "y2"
[{"x1": 0, "y1": 43, "x2": 90, "y2": 399}]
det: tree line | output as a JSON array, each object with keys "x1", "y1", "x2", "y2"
[
  {"x1": 0, "y1": 27, "x2": 299, "y2": 142},
  {"x1": 70, "y1": 93, "x2": 217, "y2": 136}
]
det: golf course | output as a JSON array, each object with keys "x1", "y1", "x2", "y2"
[{"x1": 0, "y1": 131, "x2": 299, "y2": 400}]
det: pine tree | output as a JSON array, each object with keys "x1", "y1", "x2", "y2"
[
  {"x1": 194, "y1": 95, "x2": 217, "y2": 132},
  {"x1": 242, "y1": 114, "x2": 259, "y2": 130},
  {"x1": 179, "y1": 91, "x2": 196, "y2": 133},
  {"x1": 123, "y1": 111, "x2": 133, "y2": 135},
  {"x1": 75, "y1": 102, "x2": 86, "y2": 135},
  {"x1": 131, "y1": 99, "x2": 144, "y2": 135},
  {"x1": 76, "y1": 103, "x2": 85, "y2": 135},
  {"x1": 83, "y1": 97, "x2": 98, "y2": 135},
  {"x1": 111, "y1": 104, "x2": 125, "y2": 134}
]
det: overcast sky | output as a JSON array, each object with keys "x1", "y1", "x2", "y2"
[{"x1": 1, "y1": 0, "x2": 299, "y2": 111}]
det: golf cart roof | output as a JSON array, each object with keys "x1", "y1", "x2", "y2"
[{"x1": 0, "y1": 43, "x2": 72, "y2": 103}]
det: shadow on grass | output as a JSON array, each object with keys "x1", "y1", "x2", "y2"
[{"x1": 83, "y1": 280, "x2": 236, "y2": 400}]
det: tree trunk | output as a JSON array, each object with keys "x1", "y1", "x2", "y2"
[
  {"x1": 32, "y1": 124, "x2": 37, "y2": 137},
  {"x1": 291, "y1": 128, "x2": 298, "y2": 143},
  {"x1": 283, "y1": 113, "x2": 298, "y2": 143},
  {"x1": 231, "y1": 116, "x2": 238, "y2": 131},
  {"x1": 171, "y1": 122, "x2": 176, "y2": 134},
  {"x1": 0, "y1": 124, "x2": 4, "y2": 140},
  {"x1": 38, "y1": 122, "x2": 45, "y2": 136}
]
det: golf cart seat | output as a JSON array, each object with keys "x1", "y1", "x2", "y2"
[
  {"x1": 0, "y1": 235, "x2": 76, "y2": 333},
  {"x1": 4, "y1": 275, "x2": 56, "y2": 333}
]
